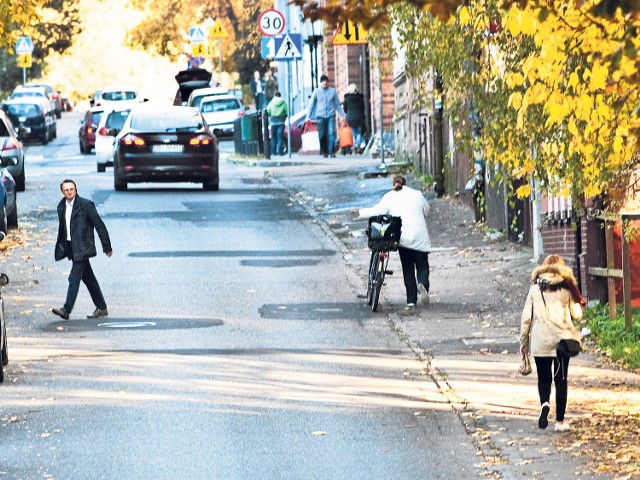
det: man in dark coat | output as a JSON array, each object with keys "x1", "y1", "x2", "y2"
[{"x1": 52, "y1": 179, "x2": 113, "y2": 320}]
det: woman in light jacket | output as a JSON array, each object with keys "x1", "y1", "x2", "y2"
[
  {"x1": 359, "y1": 175, "x2": 431, "y2": 307},
  {"x1": 519, "y1": 254, "x2": 586, "y2": 432}
]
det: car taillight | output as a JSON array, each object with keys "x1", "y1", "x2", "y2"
[
  {"x1": 86, "y1": 127, "x2": 94, "y2": 134},
  {"x1": 2, "y1": 138, "x2": 19, "y2": 151},
  {"x1": 98, "y1": 126, "x2": 109, "y2": 136},
  {"x1": 121, "y1": 134, "x2": 145, "y2": 146},
  {"x1": 237, "y1": 111, "x2": 245, "y2": 117},
  {"x1": 189, "y1": 135, "x2": 211, "y2": 146}
]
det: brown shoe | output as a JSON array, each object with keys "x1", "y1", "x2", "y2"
[
  {"x1": 52, "y1": 307, "x2": 70, "y2": 320},
  {"x1": 87, "y1": 308, "x2": 108, "y2": 319}
]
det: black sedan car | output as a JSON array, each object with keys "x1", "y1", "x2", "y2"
[
  {"x1": 113, "y1": 104, "x2": 219, "y2": 191},
  {"x1": 2, "y1": 98, "x2": 56, "y2": 145}
]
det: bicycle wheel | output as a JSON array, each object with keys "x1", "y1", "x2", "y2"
[
  {"x1": 366, "y1": 252, "x2": 378, "y2": 306},
  {"x1": 371, "y1": 254, "x2": 387, "y2": 312}
]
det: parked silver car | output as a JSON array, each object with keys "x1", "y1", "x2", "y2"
[{"x1": 0, "y1": 111, "x2": 25, "y2": 191}]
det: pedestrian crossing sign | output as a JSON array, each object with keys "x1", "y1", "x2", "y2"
[
  {"x1": 189, "y1": 27, "x2": 205, "y2": 43},
  {"x1": 15, "y1": 36, "x2": 34, "y2": 54},
  {"x1": 273, "y1": 33, "x2": 302, "y2": 61}
]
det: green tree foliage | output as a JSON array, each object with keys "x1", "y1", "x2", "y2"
[{"x1": 126, "y1": 0, "x2": 272, "y2": 83}]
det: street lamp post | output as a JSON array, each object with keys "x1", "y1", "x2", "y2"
[{"x1": 303, "y1": 14, "x2": 323, "y2": 91}]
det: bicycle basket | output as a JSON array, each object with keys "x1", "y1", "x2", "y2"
[{"x1": 366, "y1": 215, "x2": 402, "y2": 250}]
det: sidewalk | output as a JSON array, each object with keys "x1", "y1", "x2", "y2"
[{"x1": 243, "y1": 151, "x2": 640, "y2": 479}]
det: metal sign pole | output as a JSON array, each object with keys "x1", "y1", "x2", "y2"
[
  {"x1": 218, "y1": 38, "x2": 223, "y2": 82},
  {"x1": 23, "y1": 67, "x2": 26, "y2": 84},
  {"x1": 287, "y1": 60, "x2": 292, "y2": 159}
]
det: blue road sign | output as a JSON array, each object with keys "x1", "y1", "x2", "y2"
[
  {"x1": 189, "y1": 27, "x2": 205, "y2": 43},
  {"x1": 261, "y1": 37, "x2": 275, "y2": 59},
  {"x1": 15, "y1": 36, "x2": 34, "y2": 54},
  {"x1": 273, "y1": 33, "x2": 302, "y2": 61}
]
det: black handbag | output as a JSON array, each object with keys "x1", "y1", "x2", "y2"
[{"x1": 557, "y1": 339, "x2": 582, "y2": 358}]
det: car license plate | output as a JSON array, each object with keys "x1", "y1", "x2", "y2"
[{"x1": 152, "y1": 144, "x2": 183, "y2": 153}]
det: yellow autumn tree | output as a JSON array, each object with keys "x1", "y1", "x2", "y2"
[
  {"x1": 0, "y1": 1, "x2": 44, "y2": 50},
  {"x1": 494, "y1": 2, "x2": 639, "y2": 203},
  {"x1": 322, "y1": 0, "x2": 639, "y2": 209}
]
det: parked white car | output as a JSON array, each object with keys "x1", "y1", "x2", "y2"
[
  {"x1": 188, "y1": 87, "x2": 228, "y2": 110},
  {"x1": 95, "y1": 108, "x2": 131, "y2": 172},
  {"x1": 199, "y1": 94, "x2": 246, "y2": 137},
  {"x1": 94, "y1": 86, "x2": 143, "y2": 110}
]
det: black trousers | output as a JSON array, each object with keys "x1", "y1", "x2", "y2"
[
  {"x1": 398, "y1": 247, "x2": 430, "y2": 304},
  {"x1": 534, "y1": 356, "x2": 570, "y2": 421},
  {"x1": 64, "y1": 241, "x2": 107, "y2": 313}
]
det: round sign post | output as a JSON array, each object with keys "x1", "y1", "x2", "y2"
[{"x1": 258, "y1": 9, "x2": 285, "y2": 36}]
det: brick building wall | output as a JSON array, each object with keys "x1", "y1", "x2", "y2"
[{"x1": 540, "y1": 218, "x2": 592, "y2": 299}]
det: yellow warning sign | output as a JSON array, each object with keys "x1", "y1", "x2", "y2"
[
  {"x1": 331, "y1": 21, "x2": 368, "y2": 45},
  {"x1": 209, "y1": 20, "x2": 228, "y2": 39},
  {"x1": 17, "y1": 53, "x2": 32, "y2": 68},
  {"x1": 205, "y1": 43, "x2": 219, "y2": 58},
  {"x1": 191, "y1": 42, "x2": 205, "y2": 57}
]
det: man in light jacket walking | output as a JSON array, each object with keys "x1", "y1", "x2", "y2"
[{"x1": 306, "y1": 74, "x2": 345, "y2": 158}]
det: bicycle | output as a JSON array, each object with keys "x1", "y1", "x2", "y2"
[{"x1": 365, "y1": 215, "x2": 402, "y2": 312}]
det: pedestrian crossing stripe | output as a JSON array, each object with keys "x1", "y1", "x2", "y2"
[{"x1": 274, "y1": 33, "x2": 302, "y2": 60}]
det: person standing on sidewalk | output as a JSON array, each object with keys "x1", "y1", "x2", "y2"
[
  {"x1": 343, "y1": 83, "x2": 366, "y2": 154},
  {"x1": 250, "y1": 70, "x2": 265, "y2": 111},
  {"x1": 52, "y1": 179, "x2": 113, "y2": 320},
  {"x1": 266, "y1": 91, "x2": 288, "y2": 156},
  {"x1": 519, "y1": 254, "x2": 586, "y2": 432},
  {"x1": 358, "y1": 175, "x2": 431, "y2": 307},
  {"x1": 306, "y1": 74, "x2": 345, "y2": 158}
]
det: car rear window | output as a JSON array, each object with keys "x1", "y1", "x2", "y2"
[
  {"x1": 201, "y1": 99, "x2": 241, "y2": 113},
  {"x1": 6, "y1": 104, "x2": 41, "y2": 117},
  {"x1": 11, "y1": 91, "x2": 46, "y2": 98},
  {"x1": 91, "y1": 112, "x2": 104, "y2": 125},
  {"x1": 102, "y1": 91, "x2": 137, "y2": 101},
  {"x1": 0, "y1": 121, "x2": 8, "y2": 137},
  {"x1": 106, "y1": 110, "x2": 130, "y2": 130},
  {"x1": 131, "y1": 110, "x2": 203, "y2": 132}
]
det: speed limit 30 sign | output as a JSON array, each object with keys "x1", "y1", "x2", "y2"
[{"x1": 258, "y1": 9, "x2": 285, "y2": 36}]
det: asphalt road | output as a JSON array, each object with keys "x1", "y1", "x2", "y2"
[{"x1": 0, "y1": 111, "x2": 480, "y2": 479}]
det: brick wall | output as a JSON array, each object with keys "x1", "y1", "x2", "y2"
[{"x1": 540, "y1": 218, "x2": 592, "y2": 299}]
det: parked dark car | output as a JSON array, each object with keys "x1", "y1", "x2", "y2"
[
  {"x1": 2, "y1": 98, "x2": 56, "y2": 145},
  {"x1": 78, "y1": 107, "x2": 104, "y2": 154},
  {"x1": 0, "y1": 148, "x2": 18, "y2": 234},
  {"x1": 113, "y1": 104, "x2": 219, "y2": 191},
  {"x1": 173, "y1": 68, "x2": 212, "y2": 106},
  {"x1": 0, "y1": 111, "x2": 25, "y2": 191}
]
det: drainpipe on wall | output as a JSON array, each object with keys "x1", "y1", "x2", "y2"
[{"x1": 433, "y1": 72, "x2": 444, "y2": 197}]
